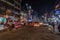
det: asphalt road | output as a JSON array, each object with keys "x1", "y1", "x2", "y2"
[{"x1": 0, "y1": 27, "x2": 59, "y2": 40}]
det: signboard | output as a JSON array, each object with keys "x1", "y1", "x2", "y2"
[{"x1": 55, "y1": 10, "x2": 60, "y2": 15}]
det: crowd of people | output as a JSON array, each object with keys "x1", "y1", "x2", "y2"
[
  {"x1": 0, "y1": 12, "x2": 60, "y2": 34},
  {"x1": 0, "y1": 12, "x2": 27, "y2": 31},
  {"x1": 0, "y1": 3, "x2": 60, "y2": 35},
  {"x1": 42, "y1": 14, "x2": 60, "y2": 33}
]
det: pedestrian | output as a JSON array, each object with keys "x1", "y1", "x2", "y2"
[
  {"x1": 51, "y1": 22, "x2": 55, "y2": 31},
  {"x1": 58, "y1": 24, "x2": 60, "y2": 32},
  {"x1": 7, "y1": 20, "x2": 15, "y2": 31},
  {"x1": 0, "y1": 14, "x2": 6, "y2": 30}
]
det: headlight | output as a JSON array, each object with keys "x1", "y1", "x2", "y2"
[
  {"x1": 39, "y1": 23, "x2": 43, "y2": 25},
  {"x1": 48, "y1": 28, "x2": 52, "y2": 31}
]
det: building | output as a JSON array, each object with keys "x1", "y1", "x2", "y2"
[{"x1": 0, "y1": 0, "x2": 22, "y2": 15}]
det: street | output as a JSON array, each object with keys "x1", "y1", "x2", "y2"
[{"x1": 0, "y1": 27, "x2": 59, "y2": 40}]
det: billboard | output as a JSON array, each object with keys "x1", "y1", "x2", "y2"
[{"x1": 55, "y1": 10, "x2": 60, "y2": 15}]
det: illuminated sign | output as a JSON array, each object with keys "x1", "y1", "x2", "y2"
[{"x1": 55, "y1": 9, "x2": 60, "y2": 15}]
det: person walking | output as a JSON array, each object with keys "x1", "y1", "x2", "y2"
[{"x1": 0, "y1": 14, "x2": 6, "y2": 30}]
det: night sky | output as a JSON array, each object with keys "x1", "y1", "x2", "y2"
[{"x1": 22, "y1": 0, "x2": 60, "y2": 16}]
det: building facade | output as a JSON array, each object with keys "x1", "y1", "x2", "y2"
[{"x1": 0, "y1": 0, "x2": 22, "y2": 15}]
